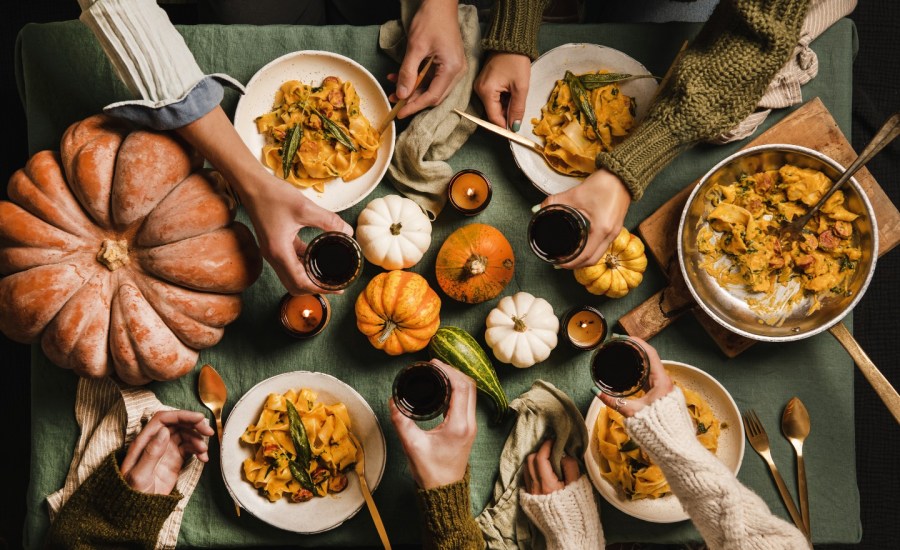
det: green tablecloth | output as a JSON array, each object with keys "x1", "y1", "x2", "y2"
[{"x1": 18, "y1": 19, "x2": 861, "y2": 547}]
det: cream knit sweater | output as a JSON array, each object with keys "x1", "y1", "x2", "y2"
[{"x1": 520, "y1": 389, "x2": 809, "y2": 550}]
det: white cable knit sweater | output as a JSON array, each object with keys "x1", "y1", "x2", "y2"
[{"x1": 520, "y1": 388, "x2": 809, "y2": 550}]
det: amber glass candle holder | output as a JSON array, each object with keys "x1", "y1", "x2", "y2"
[
  {"x1": 527, "y1": 204, "x2": 589, "y2": 264},
  {"x1": 561, "y1": 306, "x2": 608, "y2": 351},
  {"x1": 589, "y1": 335, "x2": 650, "y2": 398},
  {"x1": 303, "y1": 231, "x2": 364, "y2": 291},
  {"x1": 279, "y1": 293, "x2": 331, "y2": 338},
  {"x1": 447, "y1": 169, "x2": 492, "y2": 216}
]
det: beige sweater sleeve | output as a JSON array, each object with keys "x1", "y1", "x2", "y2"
[
  {"x1": 519, "y1": 476, "x2": 604, "y2": 550},
  {"x1": 77, "y1": 0, "x2": 207, "y2": 103},
  {"x1": 625, "y1": 389, "x2": 809, "y2": 550}
]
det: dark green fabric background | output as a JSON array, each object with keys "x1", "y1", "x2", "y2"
[{"x1": 17, "y1": 20, "x2": 860, "y2": 547}]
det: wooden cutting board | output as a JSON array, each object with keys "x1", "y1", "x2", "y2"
[{"x1": 618, "y1": 98, "x2": 900, "y2": 356}]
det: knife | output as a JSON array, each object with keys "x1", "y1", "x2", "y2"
[{"x1": 453, "y1": 109, "x2": 546, "y2": 157}]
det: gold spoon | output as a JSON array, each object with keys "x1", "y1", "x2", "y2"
[
  {"x1": 348, "y1": 431, "x2": 391, "y2": 550},
  {"x1": 782, "y1": 397, "x2": 811, "y2": 535},
  {"x1": 198, "y1": 364, "x2": 241, "y2": 517}
]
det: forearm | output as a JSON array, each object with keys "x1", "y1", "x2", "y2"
[
  {"x1": 596, "y1": 0, "x2": 812, "y2": 200},
  {"x1": 45, "y1": 452, "x2": 180, "y2": 549},
  {"x1": 482, "y1": 0, "x2": 551, "y2": 60},
  {"x1": 625, "y1": 390, "x2": 808, "y2": 549},
  {"x1": 415, "y1": 472, "x2": 485, "y2": 550}
]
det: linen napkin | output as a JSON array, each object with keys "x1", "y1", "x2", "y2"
[
  {"x1": 378, "y1": 0, "x2": 481, "y2": 220},
  {"x1": 713, "y1": 0, "x2": 857, "y2": 142},
  {"x1": 46, "y1": 376, "x2": 204, "y2": 549},
  {"x1": 475, "y1": 380, "x2": 589, "y2": 550}
]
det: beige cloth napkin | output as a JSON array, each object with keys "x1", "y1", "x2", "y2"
[
  {"x1": 475, "y1": 381, "x2": 589, "y2": 550},
  {"x1": 46, "y1": 377, "x2": 205, "y2": 549},
  {"x1": 713, "y1": 0, "x2": 857, "y2": 143},
  {"x1": 379, "y1": 1, "x2": 481, "y2": 220}
]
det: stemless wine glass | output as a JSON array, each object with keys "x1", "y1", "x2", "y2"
[
  {"x1": 392, "y1": 361, "x2": 452, "y2": 421},
  {"x1": 303, "y1": 231, "x2": 364, "y2": 291},
  {"x1": 590, "y1": 335, "x2": 650, "y2": 397},
  {"x1": 527, "y1": 204, "x2": 590, "y2": 264}
]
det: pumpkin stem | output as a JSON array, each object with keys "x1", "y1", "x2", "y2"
[
  {"x1": 464, "y1": 255, "x2": 487, "y2": 276},
  {"x1": 378, "y1": 320, "x2": 398, "y2": 344},
  {"x1": 605, "y1": 253, "x2": 619, "y2": 269},
  {"x1": 512, "y1": 316, "x2": 528, "y2": 333},
  {"x1": 97, "y1": 239, "x2": 130, "y2": 271},
  {"x1": 390, "y1": 222, "x2": 403, "y2": 236}
]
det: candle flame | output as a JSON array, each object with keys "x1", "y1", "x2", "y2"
[{"x1": 302, "y1": 309, "x2": 313, "y2": 319}]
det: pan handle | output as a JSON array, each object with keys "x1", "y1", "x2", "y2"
[{"x1": 829, "y1": 322, "x2": 900, "y2": 424}]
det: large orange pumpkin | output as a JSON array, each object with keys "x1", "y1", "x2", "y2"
[
  {"x1": 435, "y1": 223, "x2": 515, "y2": 303},
  {"x1": 0, "y1": 115, "x2": 262, "y2": 385},
  {"x1": 355, "y1": 270, "x2": 441, "y2": 355}
]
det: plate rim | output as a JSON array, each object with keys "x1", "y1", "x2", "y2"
[
  {"x1": 583, "y1": 359, "x2": 745, "y2": 523},
  {"x1": 220, "y1": 370, "x2": 387, "y2": 534},
  {"x1": 511, "y1": 42, "x2": 657, "y2": 196},
  {"x1": 233, "y1": 49, "x2": 395, "y2": 212}
]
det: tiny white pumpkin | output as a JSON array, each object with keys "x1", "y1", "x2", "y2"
[
  {"x1": 356, "y1": 195, "x2": 432, "y2": 270},
  {"x1": 485, "y1": 292, "x2": 559, "y2": 368}
]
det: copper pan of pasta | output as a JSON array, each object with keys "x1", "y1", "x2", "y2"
[{"x1": 678, "y1": 144, "x2": 878, "y2": 342}]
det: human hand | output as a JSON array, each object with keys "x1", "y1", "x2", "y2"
[
  {"x1": 239, "y1": 171, "x2": 353, "y2": 295},
  {"x1": 474, "y1": 52, "x2": 532, "y2": 131},
  {"x1": 523, "y1": 439, "x2": 581, "y2": 495},
  {"x1": 120, "y1": 410, "x2": 215, "y2": 495},
  {"x1": 541, "y1": 168, "x2": 632, "y2": 269},
  {"x1": 389, "y1": 0, "x2": 466, "y2": 119},
  {"x1": 175, "y1": 107, "x2": 353, "y2": 296},
  {"x1": 595, "y1": 337, "x2": 675, "y2": 417},
  {"x1": 389, "y1": 359, "x2": 477, "y2": 490}
]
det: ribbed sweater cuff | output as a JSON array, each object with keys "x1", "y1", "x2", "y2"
[
  {"x1": 88, "y1": 452, "x2": 182, "y2": 528},
  {"x1": 416, "y1": 471, "x2": 484, "y2": 549},
  {"x1": 595, "y1": 116, "x2": 688, "y2": 201},
  {"x1": 624, "y1": 388, "x2": 711, "y2": 464},
  {"x1": 482, "y1": 0, "x2": 549, "y2": 60},
  {"x1": 519, "y1": 476, "x2": 604, "y2": 550}
]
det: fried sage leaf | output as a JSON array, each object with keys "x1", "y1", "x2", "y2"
[
  {"x1": 578, "y1": 72, "x2": 659, "y2": 90},
  {"x1": 286, "y1": 400, "x2": 312, "y2": 464},
  {"x1": 564, "y1": 70, "x2": 600, "y2": 136},
  {"x1": 281, "y1": 124, "x2": 303, "y2": 179},
  {"x1": 288, "y1": 460, "x2": 315, "y2": 491},
  {"x1": 311, "y1": 107, "x2": 357, "y2": 152}
]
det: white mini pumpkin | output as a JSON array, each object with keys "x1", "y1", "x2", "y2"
[
  {"x1": 356, "y1": 195, "x2": 432, "y2": 270},
  {"x1": 485, "y1": 292, "x2": 559, "y2": 368}
]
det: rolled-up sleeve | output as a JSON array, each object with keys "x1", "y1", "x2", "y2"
[{"x1": 78, "y1": 0, "x2": 244, "y2": 129}]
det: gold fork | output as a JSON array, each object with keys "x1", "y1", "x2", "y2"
[{"x1": 742, "y1": 409, "x2": 809, "y2": 538}]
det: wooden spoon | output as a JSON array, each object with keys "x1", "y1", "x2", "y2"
[{"x1": 198, "y1": 364, "x2": 241, "y2": 516}]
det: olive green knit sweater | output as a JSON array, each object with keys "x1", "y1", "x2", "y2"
[
  {"x1": 416, "y1": 471, "x2": 486, "y2": 549},
  {"x1": 44, "y1": 452, "x2": 181, "y2": 549},
  {"x1": 483, "y1": 0, "x2": 812, "y2": 200}
]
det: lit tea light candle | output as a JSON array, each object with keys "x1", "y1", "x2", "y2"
[
  {"x1": 561, "y1": 306, "x2": 608, "y2": 350},
  {"x1": 447, "y1": 169, "x2": 492, "y2": 216},
  {"x1": 279, "y1": 293, "x2": 331, "y2": 338}
]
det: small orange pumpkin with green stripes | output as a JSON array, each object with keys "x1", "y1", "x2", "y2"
[{"x1": 434, "y1": 223, "x2": 515, "y2": 304}]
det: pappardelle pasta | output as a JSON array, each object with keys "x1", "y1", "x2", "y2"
[
  {"x1": 595, "y1": 381, "x2": 720, "y2": 500},
  {"x1": 531, "y1": 71, "x2": 636, "y2": 176},
  {"x1": 241, "y1": 388, "x2": 358, "y2": 503},
  {"x1": 255, "y1": 76, "x2": 381, "y2": 193},
  {"x1": 697, "y1": 164, "x2": 862, "y2": 318}
]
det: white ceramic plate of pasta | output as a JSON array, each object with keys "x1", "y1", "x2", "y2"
[
  {"x1": 234, "y1": 50, "x2": 395, "y2": 212},
  {"x1": 221, "y1": 371, "x2": 386, "y2": 533},
  {"x1": 513, "y1": 43, "x2": 657, "y2": 196},
  {"x1": 583, "y1": 360, "x2": 744, "y2": 523}
]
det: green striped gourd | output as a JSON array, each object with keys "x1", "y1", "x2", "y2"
[{"x1": 429, "y1": 326, "x2": 509, "y2": 423}]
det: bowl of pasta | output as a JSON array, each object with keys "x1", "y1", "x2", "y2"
[
  {"x1": 583, "y1": 360, "x2": 744, "y2": 523},
  {"x1": 512, "y1": 43, "x2": 658, "y2": 196},
  {"x1": 678, "y1": 144, "x2": 878, "y2": 341},
  {"x1": 234, "y1": 51, "x2": 395, "y2": 212},
  {"x1": 220, "y1": 371, "x2": 386, "y2": 533}
]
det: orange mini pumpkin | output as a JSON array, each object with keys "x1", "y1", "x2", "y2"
[
  {"x1": 0, "y1": 115, "x2": 262, "y2": 385},
  {"x1": 355, "y1": 270, "x2": 441, "y2": 355},
  {"x1": 435, "y1": 223, "x2": 515, "y2": 304}
]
